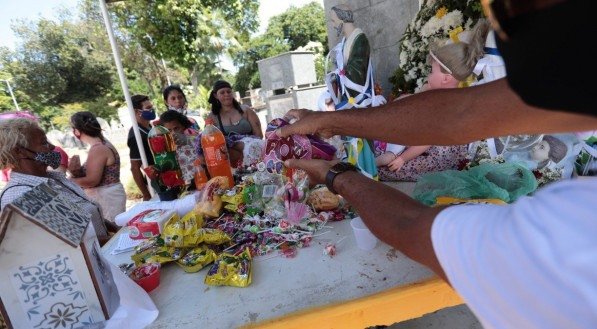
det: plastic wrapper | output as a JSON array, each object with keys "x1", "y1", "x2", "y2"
[
  {"x1": 176, "y1": 246, "x2": 218, "y2": 273},
  {"x1": 194, "y1": 176, "x2": 228, "y2": 218},
  {"x1": 307, "y1": 186, "x2": 341, "y2": 211},
  {"x1": 204, "y1": 248, "x2": 252, "y2": 287},
  {"x1": 162, "y1": 211, "x2": 203, "y2": 248},
  {"x1": 413, "y1": 162, "x2": 538, "y2": 206},
  {"x1": 127, "y1": 209, "x2": 177, "y2": 240},
  {"x1": 131, "y1": 237, "x2": 185, "y2": 266},
  {"x1": 221, "y1": 185, "x2": 244, "y2": 212},
  {"x1": 186, "y1": 228, "x2": 231, "y2": 246},
  {"x1": 242, "y1": 172, "x2": 287, "y2": 215}
]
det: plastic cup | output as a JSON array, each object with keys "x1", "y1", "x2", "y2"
[
  {"x1": 130, "y1": 263, "x2": 161, "y2": 293},
  {"x1": 350, "y1": 217, "x2": 379, "y2": 250}
]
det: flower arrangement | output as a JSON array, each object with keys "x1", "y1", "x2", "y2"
[{"x1": 389, "y1": 0, "x2": 484, "y2": 96}]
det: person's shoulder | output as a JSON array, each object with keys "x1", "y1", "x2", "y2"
[{"x1": 241, "y1": 105, "x2": 256, "y2": 115}]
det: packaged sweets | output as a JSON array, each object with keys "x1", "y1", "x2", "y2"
[
  {"x1": 131, "y1": 236, "x2": 185, "y2": 265},
  {"x1": 307, "y1": 186, "x2": 341, "y2": 211},
  {"x1": 194, "y1": 176, "x2": 228, "y2": 218},
  {"x1": 186, "y1": 228, "x2": 231, "y2": 246},
  {"x1": 176, "y1": 246, "x2": 218, "y2": 273},
  {"x1": 127, "y1": 209, "x2": 178, "y2": 240},
  {"x1": 204, "y1": 248, "x2": 252, "y2": 287},
  {"x1": 162, "y1": 211, "x2": 203, "y2": 248}
]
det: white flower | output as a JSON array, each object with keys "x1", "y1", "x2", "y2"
[
  {"x1": 400, "y1": 51, "x2": 408, "y2": 65},
  {"x1": 421, "y1": 16, "x2": 441, "y2": 37},
  {"x1": 442, "y1": 11, "x2": 463, "y2": 29}
]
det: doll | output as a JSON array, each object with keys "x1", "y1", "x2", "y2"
[{"x1": 376, "y1": 19, "x2": 490, "y2": 181}]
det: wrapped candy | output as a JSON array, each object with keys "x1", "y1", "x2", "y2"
[
  {"x1": 185, "y1": 228, "x2": 231, "y2": 246},
  {"x1": 162, "y1": 211, "x2": 203, "y2": 248},
  {"x1": 177, "y1": 246, "x2": 218, "y2": 273},
  {"x1": 204, "y1": 248, "x2": 252, "y2": 287},
  {"x1": 194, "y1": 176, "x2": 228, "y2": 218},
  {"x1": 131, "y1": 237, "x2": 185, "y2": 266},
  {"x1": 307, "y1": 186, "x2": 341, "y2": 211}
]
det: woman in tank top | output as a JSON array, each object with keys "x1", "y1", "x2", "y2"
[
  {"x1": 207, "y1": 80, "x2": 263, "y2": 167},
  {"x1": 68, "y1": 111, "x2": 126, "y2": 224}
]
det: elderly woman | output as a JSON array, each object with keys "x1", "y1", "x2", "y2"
[{"x1": 0, "y1": 118, "x2": 113, "y2": 244}]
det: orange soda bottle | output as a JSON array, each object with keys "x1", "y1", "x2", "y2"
[
  {"x1": 193, "y1": 158, "x2": 208, "y2": 190},
  {"x1": 201, "y1": 118, "x2": 234, "y2": 188}
]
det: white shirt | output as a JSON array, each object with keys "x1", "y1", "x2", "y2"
[{"x1": 432, "y1": 177, "x2": 597, "y2": 329}]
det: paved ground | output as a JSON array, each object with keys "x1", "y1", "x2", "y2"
[{"x1": 385, "y1": 305, "x2": 482, "y2": 329}]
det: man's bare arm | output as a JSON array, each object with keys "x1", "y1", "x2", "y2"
[
  {"x1": 285, "y1": 159, "x2": 447, "y2": 281},
  {"x1": 280, "y1": 79, "x2": 597, "y2": 145},
  {"x1": 130, "y1": 160, "x2": 151, "y2": 201}
]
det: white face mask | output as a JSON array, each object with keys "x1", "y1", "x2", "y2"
[{"x1": 168, "y1": 105, "x2": 186, "y2": 115}]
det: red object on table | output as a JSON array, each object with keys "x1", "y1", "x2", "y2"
[{"x1": 130, "y1": 263, "x2": 160, "y2": 293}]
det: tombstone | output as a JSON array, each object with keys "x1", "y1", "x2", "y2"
[
  {"x1": 257, "y1": 51, "x2": 327, "y2": 120},
  {"x1": 0, "y1": 183, "x2": 119, "y2": 328}
]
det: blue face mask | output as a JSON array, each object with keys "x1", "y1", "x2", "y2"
[{"x1": 140, "y1": 109, "x2": 156, "y2": 121}]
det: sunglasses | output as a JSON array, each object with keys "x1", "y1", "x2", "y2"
[{"x1": 481, "y1": 0, "x2": 566, "y2": 41}]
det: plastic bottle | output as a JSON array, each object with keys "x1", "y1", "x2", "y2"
[
  {"x1": 147, "y1": 125, "x2": 184, "y2": 200},
  {"x1": 147, "y1": 125, "x2": 178, "y2": 171},
  {"x1": 201, "y1": 118, "x2": 234, "y2": 188},
  {"x1": 193, "y1": 158, "x2": 208, "y2": 190}
]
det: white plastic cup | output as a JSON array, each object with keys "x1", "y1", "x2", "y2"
[{"x1": 350, "y1": 217, "x2": 379, "y2": 250}]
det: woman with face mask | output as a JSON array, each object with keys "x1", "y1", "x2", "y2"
[
  {"x1": 68, "y1": 111, "x2": 127, "y2": 225},
  {"x1": 162, "y1": 84, "x2": 201, "y2": 131},
  {"x1": 0, "y1": 118, "x2": 112, "y2": 244}
]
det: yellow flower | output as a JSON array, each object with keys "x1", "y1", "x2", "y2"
[
  {"x1": 435, "y1": 7, "x2": 448, "y2": 18},
  {"x1": 458, "y1": 75, "x2": 476, "y2": 88},
  {"x1": 449, "y1": 26, "x2": 464, "y2": 43},
  {"x1": 348, "y1": 97, "x2": 355, "y2": 104}
]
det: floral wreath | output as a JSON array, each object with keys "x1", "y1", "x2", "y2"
[{"x1": 389, "y1": 0, "x2": 485, "y2": 96}]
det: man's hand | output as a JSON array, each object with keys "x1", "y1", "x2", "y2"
[
  {"x1": 284, "y1": 159, "x2": 338, "y2": 186},
  {"x1": 277, "y1": 109, "x2": 336, "y2": 139}
]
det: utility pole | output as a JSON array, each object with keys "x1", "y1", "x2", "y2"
[{"x1": 1, "y1": 79, "x2": 20, "y2": 111}]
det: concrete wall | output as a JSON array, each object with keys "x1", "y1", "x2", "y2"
[{"x1": 323, "y1": 0, "x2": 420, "y2": 98}]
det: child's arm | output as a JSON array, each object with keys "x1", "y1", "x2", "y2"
[
  {"x1": 376, "y1": 143, "x2": 406, "y2": 166},
  {"x1": 376, "y1": 152, "x2": 397, "y2": 166},
  {"x1": 388, "y1": 145, "x2": 431, "y2": 172}
]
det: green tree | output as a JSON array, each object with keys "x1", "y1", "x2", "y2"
[
  {"x1": 6, "y1": 17, "x2": 114, "y2": 106},
  {"x1": 110, "y1": 0, "x2": 259, "y2": 93},
  {"x1": 267, "y1": 2, "x2": 328, "y2": 53},
  {"x1": 234, "y1": 1, "x2": 327, "y2": 94}
]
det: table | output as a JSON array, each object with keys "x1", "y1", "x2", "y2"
[{"x1": 101, "y1": 183, "x2": 463, "y2": 328}]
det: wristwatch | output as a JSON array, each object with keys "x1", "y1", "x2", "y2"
[{"x1": 325, "y1": 162, "x2": 358, "y2": 194}]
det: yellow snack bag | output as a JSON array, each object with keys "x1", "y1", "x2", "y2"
[
  {"x1": 162, "y1": 213, "x2": 185, "y2": 247},
  {"x1": 221, "y1": 185, "x2": 244, "y2": 212},
  {"x1": 176, "y1": 246, "x2": 218, "y2": 273},
  {"x1": 204, "y1": 248, "x2": 252, "y2": 287},
  {"x1": 131, "y1": 237, "x2": 185, "y2": 266},
  {"x1": 186, "y1": 228, "x2": 231, "y2": 246}
]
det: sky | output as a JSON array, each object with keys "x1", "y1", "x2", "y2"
[{"x1": 0, "y1": 0, "x2": 324, "y2": 50}]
